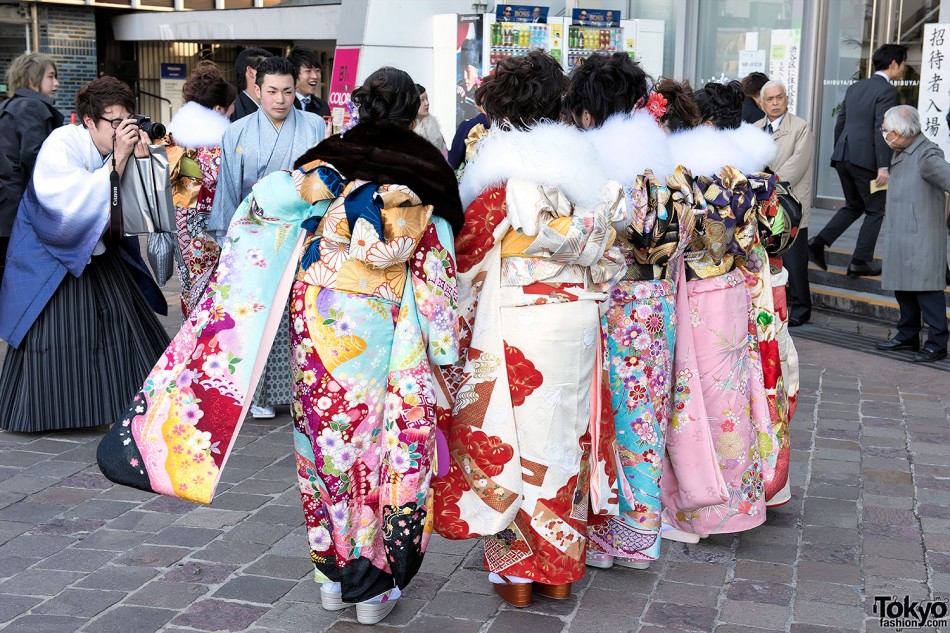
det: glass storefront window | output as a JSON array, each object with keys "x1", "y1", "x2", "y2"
[{"x1": 694, "y1": 0, "x2": 805, "y2": 93}]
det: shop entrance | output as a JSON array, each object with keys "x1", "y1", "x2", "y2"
[{"x1": 814, "y1": 0, "x2": 941, "y2": 207}]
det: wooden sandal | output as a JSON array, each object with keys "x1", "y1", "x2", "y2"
[
  {"x1": 491, "y1": 576, "x2": 533, "y2": 608},
  {"x1": 533, "y1": 582, "x2": 572, "y2": 600}
]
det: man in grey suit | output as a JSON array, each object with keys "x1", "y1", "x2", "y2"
[{"x1": 810, "y1": 44, "x2": 907, "y2": 277}]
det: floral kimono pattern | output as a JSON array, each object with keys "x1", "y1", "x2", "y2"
[
  {"x1": 433, "y1": 179, "x2": 626, "y2": 585},
  {"x1": 166, "y1": 142, "x2": 223, "y2": 317},
  {"x1": 765, "y1": 262, "x2": 798, "y2": 506},
  {"x1": 289, "y1": 163, "x2": 460, "y2": 601},
  {"x1": 662, "y1": 168, "x2": 779, "y2": 536},
  {"x1": 587, "y1": 168, "x2": 701, "y2": 563},
  {"x1": 97, "y1": 171, "x2": 315, "y2": 504}
]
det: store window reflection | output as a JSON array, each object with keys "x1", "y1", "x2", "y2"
[
  {"x1": 694, "y1": 0, "x2": 805, "y2": 100},
  {"x1": 627, "y1": 0, "x2": 676, "y2": 77}
]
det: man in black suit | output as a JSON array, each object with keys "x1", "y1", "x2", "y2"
[
  {"x1": 230, "y1": 47, "x2": 274, "y2": 122},
  {"x1": 810, "y1": 43, "x2": 907, "y2": 277},
  {"x1": 740, "y1": 72, "x2": 768, "y2": 124},
  {"x1": 288, "y1": 46, "x2": 331, "y2": 119}
]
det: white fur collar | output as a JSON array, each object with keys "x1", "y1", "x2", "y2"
[
  {"x1": 669, "y1": 122, "x2": 776, "y2": 177},
  {"x1": 585, "y1": 112, "x2": 673, "y2": 186},
  {"x1": 166, "y1": 101, "x2": 230, "y2": 150},
  {"x1": 459, "y1": 121, "x2": 607, "y2": 209}
]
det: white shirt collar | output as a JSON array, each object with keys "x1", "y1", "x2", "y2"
[
  {"x1": 768, "y1": 113, "x2": 785, "y2": 129},
  {"x1": 296, "y1": 92, "x2": 308, "y2": 107},
  {"x1": 874, "y1": 70, "x2": 892, "y2": 84}
]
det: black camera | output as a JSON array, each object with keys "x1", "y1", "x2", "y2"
[{"x1": 132, "y1": 115, "x2": 166, "y2": 140}]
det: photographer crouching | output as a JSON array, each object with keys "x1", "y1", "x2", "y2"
[{"x1": 0, "y1": 76, "x2": 170, "y2": 432}]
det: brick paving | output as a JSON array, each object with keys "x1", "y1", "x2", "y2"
[{"x1": 1, "y1": 287, "x2": 949, "y2": 631}]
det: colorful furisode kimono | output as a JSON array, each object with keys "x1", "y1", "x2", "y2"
[
  {"x1": 97, "y1": 121, "x2": 463, "y2": 605},
  {"x1": 433, "y1": 123, "x2": 626, "y2": 585},
  {"x1": 164, "y1": 101, "x2": 231, "y2": 317},
  {"x1": 586, "y1": 167, "x2": 701, "y2": 565},
  {"x1": 661, "y1": 166, "x2": 778, "y2": 536}
]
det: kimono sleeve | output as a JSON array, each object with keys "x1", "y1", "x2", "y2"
[{"x1": 409, "y1": 215, "x2": 460, "y2": 366}]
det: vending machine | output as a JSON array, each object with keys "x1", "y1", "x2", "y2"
[{"x1": 482, "y1": 13, "x2": 565, "y2": 69}]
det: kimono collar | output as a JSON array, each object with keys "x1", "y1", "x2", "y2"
[{"x1": 295, "y1": 119, "x2": 463, "y2": 234}]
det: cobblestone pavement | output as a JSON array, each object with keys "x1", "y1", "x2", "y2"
[{"x1": 1, "y1": 321, "x2": 949, "y2": 632}]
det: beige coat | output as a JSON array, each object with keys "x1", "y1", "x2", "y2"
[{"x1": 757, "y1": 112, "x2": 815, "y2": 228}]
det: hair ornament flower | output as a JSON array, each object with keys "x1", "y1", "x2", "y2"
[
  {"x1": 340, "y1": 99, "x2": 360, "y2": 136},
  {"x1": 640, "y1": 92, "x2": 668, "y2": 123}
]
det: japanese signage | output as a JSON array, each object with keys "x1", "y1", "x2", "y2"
[
  {"x1": 769, "y1": 29, "x2": 800, "y2": 114},
  {"x1": 571, "y1": 8, "x2": 620, "y2": 27},
  {"x1": 496, "y1": 4, "x2": 548, "y2": 24},
  {"x1": 919, "y1": 24, "x2": 950, "y2": 154},
  {"x1": 159, "y1": 63, "x2": 187, "y2": 118},
  {"x1": 328, "y1": 47, "x2": 361, "y2": 134}
]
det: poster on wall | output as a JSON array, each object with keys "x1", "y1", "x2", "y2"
[
  {"x1": 496, "y1": 4, "x2": 548, "y2": 24},
  {"x1": 571, "y1": 8, "x2": 620, "y2": 27},
  {"x1": 919, "y1": 24, "x2": 950, "y2": 156},
  {"x1": 159, "y1": 63, "x2": 186, "y2": 119},
  {"x1": 768, "y1": 29, "x2": 801, "y2": 113},
  {"x1": 457, "y1": 14, "x2": 483, "y2": 127},
  {"x1": 328, "y1": 47, "x2": 361, "y2": 134}
]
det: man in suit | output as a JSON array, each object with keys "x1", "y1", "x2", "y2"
[
  {"x1": 810, "y1": 43, "x2": 906, "y2": 277},
  {"x1": 288, "y1": 46, "x2": 330, "y2": 119},
  {"x1": 230, "y1": 47, "x2": 274, "y2": 122},
  {"x1": 757, "y1": 79, "x2": 815, "y2": 326},
  {"x1": 741, "y1": 72, "x2": 768, "y2": 124}
]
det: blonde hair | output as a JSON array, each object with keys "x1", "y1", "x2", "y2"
[{"x1": 6, "y1": 53, "x2": 57, "y2": 96}]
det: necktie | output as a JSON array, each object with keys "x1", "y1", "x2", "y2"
[
  {"x1": 765, "y1": 122, "x2": 774, "y2": 134},
  {"x1": 301, "y1": 97, "x2": 310, "y2": 110}
]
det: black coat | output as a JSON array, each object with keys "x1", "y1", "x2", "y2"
[
  {"x1": 831, "y1": 74, "x2": 898, "y2": 171},
  {"x1": 741, "y1": 96, "x2": 765, "y2": 125},
  {"x1": 0, "y1": 89, "x2": 64, "y2": 236},
  {"x1": 230, "y1": 90, "x2": 259, "y2": 122},
  {"x1": 294, "y1": 95, "x2": 331, "y2": 118}
]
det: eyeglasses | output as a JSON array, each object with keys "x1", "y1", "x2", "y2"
[{"x1": 100, "y1": 117, "x2": 124, "y2": 129}]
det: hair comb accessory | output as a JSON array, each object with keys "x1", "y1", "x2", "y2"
[{"x1": 340, "y1": 99, "x2": 360, "y2": 136}]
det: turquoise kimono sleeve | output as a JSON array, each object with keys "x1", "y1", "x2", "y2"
[{"x1": 409, "y1": 215, "x2": 460, "y2": 366}]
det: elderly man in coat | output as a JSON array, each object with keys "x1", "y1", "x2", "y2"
[
  {"x1": 874, "y1": 105, "x2": 949, "y2": 363},
  {"x1": 757, "y1": 79, "x2": 816, "y2": 326}
]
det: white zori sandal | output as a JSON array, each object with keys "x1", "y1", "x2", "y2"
[{"x1": 320, "y1": 582, "x2": 401, "y2": 625}]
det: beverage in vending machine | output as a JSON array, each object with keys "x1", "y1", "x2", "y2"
[{"x1": 577, "y1": 28, "x2": 584, "y2": 49}]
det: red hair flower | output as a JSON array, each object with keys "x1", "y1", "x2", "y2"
[{"x1": 644, "y1": 92, "x2": 668, "y2": 122}]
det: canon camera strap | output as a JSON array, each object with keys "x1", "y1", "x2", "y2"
[{"x1": 109, "y1": 137, "x2": 123, "y2": 241}]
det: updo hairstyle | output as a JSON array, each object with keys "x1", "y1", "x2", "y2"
[
  {"x1": 694, "y1": 80, "x2": 744, "y2": 130},
  {"x1": 564, "y1": 52, "x2": 650, "y2": 127},
  {"x1": 476, "y1": 50, "x2": 568, "y2": 130},
  {"x1": 350, "y1": 67, "x2": 420, "y2": 128},
  {"x1": 182, "y1": 61, "x2": 237, "y2": 111},
  {"x1": 653, "y1": 77, "x2": 702, "y2": 132}
]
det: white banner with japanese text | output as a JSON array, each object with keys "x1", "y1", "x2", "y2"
[{"x1": 919, "y1": 24, "x2": 950, "y2": 155}]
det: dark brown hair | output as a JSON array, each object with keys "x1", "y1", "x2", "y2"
[
  {"x1": 76, "y1": 76, "x2": 135, "y2": 124},
  {"x1": 476, "y1": 50, "x2": 568, "y2": 130},
  {"x1": 653, "y1": 77, "x2": 702, "y2": 132},
  {"x1": 350, "y1": 66, "x2": 420, "y2": 128},
  {"x1": 740, "y1": 72, "x2": 769, "y2": 98},
  {"x1": 694, "y1": 80, "x2": 744, "y2": 130},
  {"x1": 182, "y1": 62, "x2": 237, "y2": 110}
]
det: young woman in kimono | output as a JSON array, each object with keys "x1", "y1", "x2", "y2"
[
  {"x1": 564, "y1": 54, "x2": 704, "y2": 571},
  {"x1": 0, "y1": 77, "x2": 169, "y2": 431},
  {"x1": 286, "y1": 68, "x2": 463, "y2": 623},
  {"x1": 660, "y1": 80, "x2": 783, "y2": 541},
  {"x1": 432, "y1": 50, "x2": 626, "y2": 607},
  {"x1": 163, "y1": 62, "x2": 236, "y2": 317}
]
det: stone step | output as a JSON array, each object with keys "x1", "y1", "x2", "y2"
[
  {"x1": 807, "y1": 262, "x2": 950, "y2": 308},
  {"x1": 810, "y1": 282, "x2": 950, "y2": 322}
]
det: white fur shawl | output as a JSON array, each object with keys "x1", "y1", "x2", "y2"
[
  {"x1": 585, "y1": 112, "x2": 674, "y2": 186},
  {"x1": 459, "y1": 121, "x2": 607, "y2": 210},
  {"x1": 166, "y1": 101, "x2": 230, "y2": 150},
  {"x1": 669, "y1": 122, "x2": 777, "y2": 177}
]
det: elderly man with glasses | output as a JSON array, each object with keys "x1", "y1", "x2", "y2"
[
  {"x1": 757, "y1": 79, "x2": 816, "y2": 326},
  {"x1": 874, "y1": 105, "x2": 950, "y2": 363}
]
